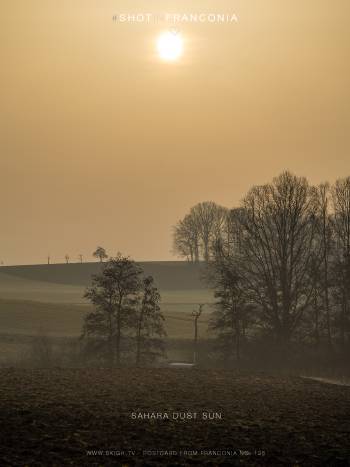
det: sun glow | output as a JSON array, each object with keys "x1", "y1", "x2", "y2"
[{"x1": 157, "y1": 31, "x2": 183, "y2": 62}]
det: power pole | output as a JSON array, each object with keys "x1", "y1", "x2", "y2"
[{"x1": 192, "y1": 304, "x2": 204, "y2": 365}]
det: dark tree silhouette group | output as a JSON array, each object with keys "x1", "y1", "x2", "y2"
[{"x1": 175, "y1": 172, "x2": 350, "y2": 365}]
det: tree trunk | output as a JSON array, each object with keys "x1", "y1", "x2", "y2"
[
  {"x1": 204, "y1": 238, "x2": 209, "y2": 262},
  {"x1": 193, "y1": 316, "x2": 198, "y2": 364},
  {"x1": 116, "y1": 317, "x2": 121, "y2": 366},
  {"x1": 322, "y1": 208, "x2": 332, "y2": 349},
  {"x1": 340, "y1": 292, "x2": 346, "y2": 351},
  {"x1": 108, "y1": 310, "x2": 114, "y2": 367},
  {"x1": 136, "y1": 309, "x2": 144, "y2": 366},
  {"x1": 194, "y1": 239, "x2": 199, "y2": 262},
  {"x1": 313, "y1": 288, "x2": 320, "y2": 348},
  {"x1": 136, "y1": 320, "x2": 142, "y2": 366},
  {"x1": 115, "y1": 298, "x2": 123, "y2": 366},
  {"x1": 235, "y1": 319, "x2": 240, "y2": 362}
]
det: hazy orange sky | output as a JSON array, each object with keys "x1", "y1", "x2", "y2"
[{"x1": 1, "y1": 0, "x2": 350, "y2": 265}]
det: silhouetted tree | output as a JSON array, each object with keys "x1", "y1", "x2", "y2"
[
  {"x1": 65, "y1": 254, "x2": 70, "y2": 264},
  {"x1": 331, "y1": 177, "x2": 350, "y2": 349},
  {"x1": 173, "y1": 214, "x2": 200, "y2": 262},
  {"x1": 93, "y1": 246, "x2": 108, "y2": 263},
  {"x1": 208, "y1": 249, "x2": 252, "y2": 362},
  {"x1": 82, "y1": 254, "x2": 142, "y2": 366},
  {"x1": 191, "y1": 202, "x2": 227, "y2": 261},
  {"x1": 135, "y1": 276, "x2": 166, "y2": 365},
  {"x1": 173, "y1": 202, "x2": 228, "y2": 262},
  {"x1": 236, "y1": 172, "x2": 320, "y2": 343},
  {"x1": 314, "y1": 183, "x2": 333, "y2": 348}
]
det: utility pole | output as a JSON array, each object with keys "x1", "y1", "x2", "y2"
[{"x1": 192, "y1": 304, "x2": 204, "y2": 365}]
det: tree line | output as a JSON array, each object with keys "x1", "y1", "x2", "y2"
[
  {"x1": 46, "y1": 246, "x2": 109, "y2": 265},
  {"x1": 174, "y1": 172, "x2": 350, "y2": 362},
  {"x1": 81, "y1": 171, "x2": 350, "y2": 368}
]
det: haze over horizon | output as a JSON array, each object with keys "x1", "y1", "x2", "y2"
[{"x1": 1, "y1": 0, "x2": 350, "y2": 265}]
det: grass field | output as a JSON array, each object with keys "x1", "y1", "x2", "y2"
[
  {"x1": 0, "y1": 298, "x2": 211, "y2": 339},
  {"x1": 0, "y1": 262, "x2": 213, "y2": 337},
  {"x1": 0, "y1": 368, "x2": 349, "y2": 466},
  {"x1": 0, "y1": 296, "x2": 212, "y2": 366},
  {"x1": 0, "y1": 263, "x2": 214, "y2": 364},
  {"x1": 0, "y1": 261, "x2": 207, "y2": 289}
]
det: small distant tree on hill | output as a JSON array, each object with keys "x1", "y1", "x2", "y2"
[
  {"x1": 65, "y1": 254, "x2": 70, "y2": 264},
  {"x1": 93, "y1": 246, "x2": 108, "y2": 263}
]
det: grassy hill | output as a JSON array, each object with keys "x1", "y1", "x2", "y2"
[
  {"x1": 0, "y1": 298, "x2": 210, "y2": 339},
  {"x1": 0, "y1": 262, "x2": 214, "y2": 346},
  {"x1": 0, "y1": 261, "x2": 207, "y2": 289}
]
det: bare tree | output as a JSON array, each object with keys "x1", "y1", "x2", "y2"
[
  {"x1": 208, "y1": 252, "x2": 250, "y2": 362},
  {"x1": 191, "y1": 202, "x2": 227, "y2": 262},
  {"x1": 173, "y1": 202, "x2": 228, "y2": 262},
  {"x1": 331, "y1": 177, "x2": 350, "y2": 348},
  {"x1": 236, "y1": 172, "x2": 320, "y2": 343},
  {"x1": 65, "y1": 254, "x2": 70, "y2": 264},
  {"x1": 78, "y1": 254, "x2": 83, "y2": 264},
  {"x1": 173, "y1": 214, "x2": 200, "y2": 262},
  {"x1": 315, "y1": 183, "x2": 333, "y2": 348}
]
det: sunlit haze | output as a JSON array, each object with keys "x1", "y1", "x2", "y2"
[
  {"x1": 157, "y1": 31, "x2": 183, "y2": 62},
  {"x1": 1, "y1": 0, "x2": 350, "y2": 265}
]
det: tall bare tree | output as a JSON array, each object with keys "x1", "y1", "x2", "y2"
[
  {"x1": 173, "y1": 214, "x2": 200, "y2": 262},
  {"x1": 191, "y1": 202, "x2": 227, "y2": 262},
  {"x1": 173, "y1": 202, "x2": 228, "y2": 262},
  {"x1": 331, "y1": 177, "x2": 350, "y2": 348},
  {"x1": 315, "y1": 183, "x2": 333, "y2": 348},
  {"x1": 236, "y1": 172, "x2": 320, "y2": 343},
  {"x1": 208, "y1": 255, "x2": 248, "y2": 362}
]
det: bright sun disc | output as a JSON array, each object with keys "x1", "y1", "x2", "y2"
[{"x1": 157, "y1": 31, "x2": 183, "y2": 61}]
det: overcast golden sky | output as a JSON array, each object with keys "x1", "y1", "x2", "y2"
[{"x1": 1, "y1": 0, "x2": 350, "y2": 265}]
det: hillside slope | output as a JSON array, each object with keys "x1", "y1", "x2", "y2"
[{"x1": 1, "y1": 261, "x2": 207, "y2": 290}]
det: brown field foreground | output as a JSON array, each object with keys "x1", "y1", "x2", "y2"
[{"x1": 0, "y1": 369, "x2": 349, "y2": 466}]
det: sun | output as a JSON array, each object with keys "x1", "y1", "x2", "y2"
[{"x1": 157, "y1": 31, "x2": 183, "y2": 62}]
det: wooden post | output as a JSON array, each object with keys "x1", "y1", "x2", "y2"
[{"x1": 192, "y1": 304, "x2": 204, "y2": 364}]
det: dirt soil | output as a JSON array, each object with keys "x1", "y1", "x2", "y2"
[{"x1": 0, "y1": 369, "x2": 349, "y2": 466}]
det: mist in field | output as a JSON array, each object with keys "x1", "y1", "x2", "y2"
[
  {"x1": 1, "y1": 173, "x2": 349, "y2": 381},
  {"x1": 1, "y1": 0, "x2": 350, "y2": 464}
]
